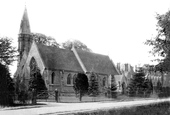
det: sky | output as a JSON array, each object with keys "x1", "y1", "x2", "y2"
[{"x1": 1, "y1": 0, "x2": 170, "y2": 76}]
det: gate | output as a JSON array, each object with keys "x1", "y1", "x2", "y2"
[{"x1": 37, "y1": 90, "x2": 56, "y2": 101}]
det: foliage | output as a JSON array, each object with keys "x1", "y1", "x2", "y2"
[
  {"x1": 15, "y1": 77, "x2": 31, "y2": 104},
  {"x1": 73, "y1": 73, "x2": 89, "y2": 101},
  {"x1": 156, "y1": 80, "x2": 162, "y2": 93},
  {"x1": 88, "y1": 73, "x2": 99, "y2": 96},
  {"x1": 158, "y1": 87, "x2": 170, "y2": 98},
  {"x1": 0, "y1": 37, "x2": 17, "y2": 66},
  {"x1": 62, "y1": 39, "x2": 92, "y2": 52},
  {"x1": 110, "y1": 82, "x2": 118, "y2": 98},
  {"x1": 127, "y1": 72, "x2": 145, "y2": 96},
  {"x1": 143, "y1": 79, "x2": 153, "y2": 97},
  {"x1": 28, "y1": 69, "x2": 47, "y2": 93},
  {"x1": 32, "y1": 33, "x2": 60, "y2": 47},
  {"x1": 28, "y1": 69, "x2": 47, "y2": 104},
  {"x1": 145, "y1": 10, "x2": 170, "y2": 72},
  {"x1": 127, "y1": 72, "x2": 153, "y2": 97},
  {"x1": 107, "y1": 76, "x2": 117, "y2": 98},
  {"x1": 0, "y1": 63, "x2": 15, "y2": 106}
]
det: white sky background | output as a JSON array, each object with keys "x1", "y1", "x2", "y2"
[{"x1": 0, "y1": 0, "x2": 170, "y2": 76}]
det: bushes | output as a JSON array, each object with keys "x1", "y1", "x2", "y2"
[
  {"x1": 127, "y1": 72, "x2": 153, "y2": 97},
  {"x1": 73, "y1": 73, "x2": 89, "y2": 101},
  {"x1": 158, "y1": 87, "x2": 170, "y2": 98},
  {"x1": 106, "y1": 83, "x2": 117, "y2": 98},
  {"x1": 28, "y1": 69, "x2": 47, "y2": 104},
  {"x1": 15, "y1": 77, "x2": 32, "y2": 104},
  {"x1": 88, "y1": 73, "x2": 99, "y2": 97},
  {"x1": 0, "y1": 63, "x2": 15, "y2": 106}
]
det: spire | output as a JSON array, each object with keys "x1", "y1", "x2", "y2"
[{"x1": 19, "y1": 6, "x2": 31, "y2": 34}]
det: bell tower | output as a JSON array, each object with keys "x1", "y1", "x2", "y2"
[{"x1": 18, "y1": 7, "x2": 32, "y2": 62}]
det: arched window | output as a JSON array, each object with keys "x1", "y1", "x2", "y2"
[
  {"x1": 29, "y1": 57, "x2": 38, "y2": 78},
  {"x1": 103, "y1": 77, "x2": 106, "y2": 86},
  {"x1": 29, "y1": 57, "x2": 37, "y2": 72},
  {"x1": 51, "y1": 72, "x2": 55, "y2": 84},
  {"x1": 118, "y1": 81, "x2": 121, "y2": 90},
  {"x1": 67, "y1": 74, "x2": 72, "y2": 85}
]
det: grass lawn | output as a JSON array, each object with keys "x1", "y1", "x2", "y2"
[{"x1": 75, "y1": 101, "x2": 170, "y2": 115}]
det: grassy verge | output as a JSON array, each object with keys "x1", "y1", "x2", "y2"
[{"x1": 74, "y1": 101, "x2": 170, "y2": 115}]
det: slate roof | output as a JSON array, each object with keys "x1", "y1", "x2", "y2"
[
  {"x1": 75, "y1": 49, "x2": 119, "y2": 75},
  {"x1": 36, "y1": 43, "x2": 83, "y2": 72}
]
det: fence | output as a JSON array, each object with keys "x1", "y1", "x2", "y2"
[
  {"x1": 36, "y1": 88, "x2": 156, "y2": 103},
  {"x1": 11, "y1": 87, "x2": 170, "y2": 103},
  {"x1": 37, "y1": 91, "x2": 120, "y2": 103}
]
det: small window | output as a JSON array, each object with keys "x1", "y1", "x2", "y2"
[
  {"x1": 67, "y1": 74, "x2": 72, "y2": 85},
  {"x1": 51, "y1": 72, "x2": 55, "y2": 84},
  {"x1": 118, "y1": 81, "x2": 121, "y2": 89},
  {"x1": 103, "y1": 77, "x2": 106, "y2": 86},
  {"x1": 73, "y1": 74, "x2": 77, "y2": 84}
]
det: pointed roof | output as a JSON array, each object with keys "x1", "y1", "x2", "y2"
[
  {"x1": 36, "y1": 43, "x2": 84, "y2": 72},
  {"x1": 31, "y1": 42, "x2": 119, "y2": 75},
  {"x1": 19, "y1": 7, "x2": 31, "y2": 34}
]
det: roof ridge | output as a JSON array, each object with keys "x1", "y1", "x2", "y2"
[
  {"x1": 36, "y1": 42, "x2": 74, "y2": 52},
  {"x1": 75, "y1": 48, "x2": 109, "y2": 57}
]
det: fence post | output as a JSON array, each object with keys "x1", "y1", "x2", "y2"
[{"x1": 55, "y1": 88, "x2": 58, "y2": 102}]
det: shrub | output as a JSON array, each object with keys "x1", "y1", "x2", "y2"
[
  {"x1": 127, "y1": 72, "x2": 153, "y2": 97},
  {"x1": 28, "y1": 69, "x2": 47, "y2": 104},
  {"x1": 88, "y1": 73, "x2": 99, "y2": 97},
  {"x1": 158, "y1": 87, "x2": 170, "y2": 98},
  {"x1": 0, "y1": 63, "x2": 15, "y2": 106},
  {"x1": 73, "y1": 73, "x2": 89, "y2": 101},
  {"x1": 15, "y1": 78, "x2": 31, "y2": 104}
]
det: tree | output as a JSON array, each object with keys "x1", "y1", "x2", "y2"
[
  {"x1": 28, "y1": 69, "x2": 47, "y2": 104},
  {"x1": 88, "y1": 73, "x2": 99, "y2": 97},
  {"x1": 127, "y1": 71, "x2": 153, "y2": 97},
  {"x1": 73, "y1": 73, "x2": 89, "y2": 101},
  {"x1": 127, "y1": 72, "x2": 146, "y2": 97},
  {"x1": 0, "y1": 37, "x2": 17, "y2": 66},
  {"x1": 145, "y1": 10, "x2": 170, "y2": 73},
  {"x1": 62, "y1": 39, "x2": 92, "y2": 52},
  {"x1": 32, "y1": 33, "x2": 60, "y2": 47},
  {"x1": 0, "y1": 63, "x2": 15, "y2": 106},
  {"x1": 110, "y1": 79, "x2": 117, "y2": 98},
  {"x1": 143, "y1": 79, "x2": 153, "y2": 97}
]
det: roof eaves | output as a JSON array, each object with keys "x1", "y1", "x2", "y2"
[{"x1": 35, "y1": 42, "x2": 47, "y2": 68}]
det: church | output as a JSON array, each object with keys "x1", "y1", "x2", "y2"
[{"x1": 14, "y1": 8, "x2": 119, "y2": 94}]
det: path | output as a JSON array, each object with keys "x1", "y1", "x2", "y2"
[{"x1": 0, "y1": 98, "x2": 169, "y2": 115}]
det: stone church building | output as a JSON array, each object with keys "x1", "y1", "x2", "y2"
[{"x1": 15, "y1": 8, "x2": 119, "y2": 94}]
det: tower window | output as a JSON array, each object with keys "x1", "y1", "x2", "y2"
[{"x1": 51, "y1": 72, "x2": 55, "y2": 84}]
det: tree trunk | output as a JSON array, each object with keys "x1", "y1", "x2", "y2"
[
  {"x1": 32, "y1": 89, "x2": 37, "y2": 105},
  {"x1": 79, "y1": 93, "x2": 82, "y2": 102},
  {"x1": 161, "y1": 72, "x2": 164, "y2": 87}
]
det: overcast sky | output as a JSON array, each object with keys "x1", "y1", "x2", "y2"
[{"x1": 1, "y1": 0, "x2": 170, "y2": 75}]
